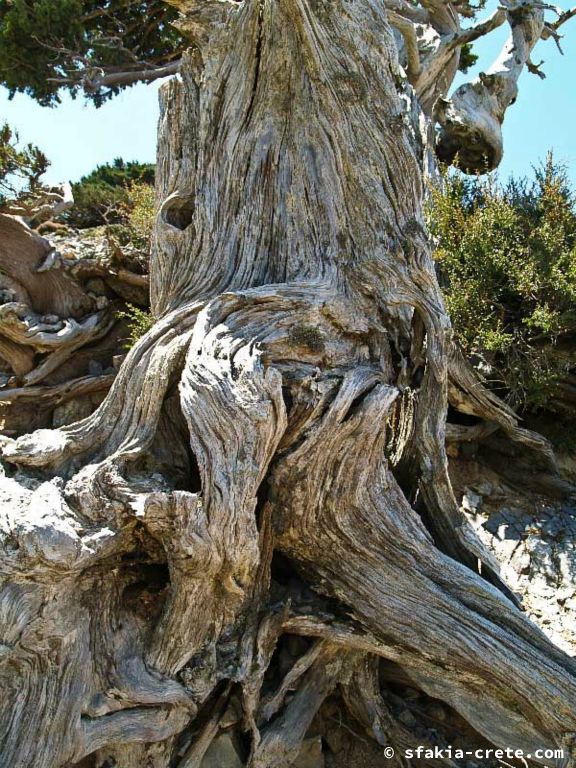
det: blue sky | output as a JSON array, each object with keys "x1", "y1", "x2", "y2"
[
  {"x1": 0, "y1": 82, "x2": 161, "y2": 185},
  {"x1": 1, "y1": 4, "x2": 575, "y2": 185}
]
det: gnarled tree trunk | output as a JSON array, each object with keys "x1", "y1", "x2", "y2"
[
  {"x1": 1, "y1": 1, "x2": 575, "y2": 767},
  {"x1": 0, "y1": 207, "x2": 149, "y2": 436}
]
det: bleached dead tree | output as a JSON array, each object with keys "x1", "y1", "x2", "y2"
[{"x1": 1, "y1": 1, "x2": 576, "y2": 767}]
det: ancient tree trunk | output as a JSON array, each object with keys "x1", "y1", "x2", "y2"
[{"x1": 1, "y1": 1, "x2": 575, "y2": 767}]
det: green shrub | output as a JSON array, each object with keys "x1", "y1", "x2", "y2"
[
  {"x1": 101, "y1": 178, "x2": 156, "y2": 278},
  {"x1": 428, "y1": 154, "x2": 576, "y2": 411},
  {"x1": 116, "y1": 303, "x2": 154, "y2": 349},
  {"x1": 65, "y1": 158, "x2": 155, "y2": 229},
  {"x1": 0, "y1": 122, "x2": 48, "y2": 207},
  {"x1": 119, "y1": 180, "x2": 155, "y2": 250},
  {"x1": 458, "y1": 43, "x2": 478, "y2": 74}
]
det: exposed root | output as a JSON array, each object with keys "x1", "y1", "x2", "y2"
[
  {"x1": 0, "y1": 373, "x2": 115, "y2": 409},
  {"x1": 250, "y1": 644, "x2": 353, "y2": 768},
  {"x1": 1, "y1": 302, "x2": 199, "y2": 470},
  {"x1": 267, "y1": 364, "x2": 576, "y2": 760},
  {"x1": 343, "y1": 656, "x2": 459, "y2": 767}
]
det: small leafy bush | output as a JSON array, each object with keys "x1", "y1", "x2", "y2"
[
  {"x1": 116, "y1": 303, "x2": 154, "y2": 349},
  {"x1": 65, "y1": 158, "x2": 155, "y2": 229},
  {"x1": 119, "y1": 180, "x2": 155, "y2": 250},
  {"x1": 103, "y1": 178, "x2": 156, "y2": 277},
  {"x1": 428, "y1": 154, "x2": 576, "y2": 411}
]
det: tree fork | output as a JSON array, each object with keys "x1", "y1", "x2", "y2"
[{"x1": 1, "y1": 0, "x2": 575, "y2": 767}]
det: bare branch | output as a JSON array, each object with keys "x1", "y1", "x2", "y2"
[
  {"x1": 0, "y1": 374, "x2": 115, "y2": 407},
  {"x1": 527, "y1": 57, "x2": 547, "y2": 77},
  {"x1": 251, "y1": 645, "x2": 352, "y2": 768},
  {"x1": 389, "y1": 12, "x2": 422, "y2": 81},
  {"x1": 177, "y1": 685, "x2": 232, "y2": 768},
  {"x1": 77, "y1": 706, "x2": 190, "y2": 761},
  {"x1": 385, "y1": 0, "x2": 431, "y2": 24},
  {"x1": 413, "y1": 6, "x2": 507, "y2": 106},
  {"x1": 452, "y1": 7, "x2": 507, "y2": 45},
  {"x1": 47, "y1": 59, "x2": 181, "y2": 92},
  {"x1": 540, "y1": 7, "x2": 576, "y2": 50},
  {"x1": 436, "y1": 0, "x2": 546, "y2": 171},
  {"x1": 547, "y1": 4, "x2": 576, "y2": 31},
  {"x1": 258, "y1": 640, "x2": 328, "y2": 723}
]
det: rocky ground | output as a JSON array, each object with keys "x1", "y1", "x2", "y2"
[
  {"x1": 451, "y1": 456, "x2": 576, "y2": 655},
  {"x1": 47, "y1": 224, "x2": 149, "y2": 307}
]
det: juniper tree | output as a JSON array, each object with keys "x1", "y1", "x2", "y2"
[{"x1": 0, "y1": 0, "x2": 182, "y2": 105}]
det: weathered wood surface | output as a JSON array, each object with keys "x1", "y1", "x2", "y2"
[
  {"x1": 1, "y1": 0, "x2": 575, "y2": 766},
  {"x1": 0, "y1": 215, "x2": 150, "y2": 435}
]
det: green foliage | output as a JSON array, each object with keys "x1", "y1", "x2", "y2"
[
  {"x1": 116, "y1": 303, "x2": 154, "y2": 348},
  {"x1": 0, "y1": 0, "x2": 182, "y2": 106},
  {"x1": 0, "y1": 122, "x2": 48, "y2": 207},
  {"x1": 428, "y1": 154, "x2": 576, "y2": 411},
  {"x1": 458, "y1": 43, "x2": 478, "y2": 74},
  {"x1": 65, "y1": 158, "x2": 154, "y2": 229},
  {"x1": 120, "y1": 179, "x2": 155, "y2": 250},
  {"x1": 103, "y1": 177, "x2": 155, "y2": 272}
]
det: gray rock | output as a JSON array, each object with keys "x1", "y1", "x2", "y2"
[
  {"x1": 496, "y1": 538, "x2": 519, "y2": 559},
  {"x1": 88, "y1": 360, "x2": 103, "y2": 376},
  {"x1": 461, "y1": 490, "x2": 482, "y2": 513},
  {"x1": 510, "y1": 546, "x2": 531, "y2": 576},
  {"x1": 472, "y1": 480, "x2": 493, "y2": 497},
  {"x1": 85, "y1": 278, "x2": 108, "y2": 294},
  {"x1": 460, "y1": 441, "x2": 478, "y2": 458},
  {"x1": 53, "y1": 399, "x2": 94, "y2": 428},
  {"x1": 461, "y1": 490, "x2": 576, "y2": 654},
  {"x1": 324, "y1": 727, "x2": 344, "y2": 755},
  {"x1": 427, "y1": 703, "x2": 447, "y2": 721}
]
